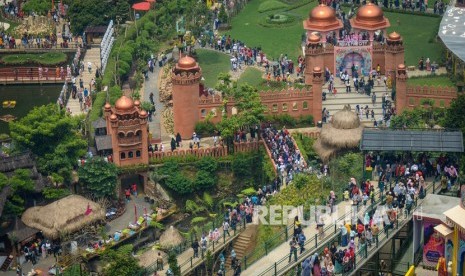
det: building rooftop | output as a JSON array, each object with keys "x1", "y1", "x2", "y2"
[{"x1": 413, "y1": 194, "x2": 460, "y2": 223}]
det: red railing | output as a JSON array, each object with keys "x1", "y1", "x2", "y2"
[{"x1": 0, "y1": 67, "x2": 70, "y2": 82}]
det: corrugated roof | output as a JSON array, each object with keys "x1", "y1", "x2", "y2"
[
  {"x1": 95, "y1": 135, "x2": 113, "y2": 151},
  {"x1": 84, "y1": 26, "x2": 108, "y2": 34},
  {"x1": 92, "y1": 118, "x2": 107, "y2": 129},
  {"x1": 439, "y1": 6, "x2": 465, "y2": 63},
  {"x1": 360, "y1": 129, "x2": 464, "y2": 152}
]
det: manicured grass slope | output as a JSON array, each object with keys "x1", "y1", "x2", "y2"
[
  {"x1": 195, "y1": 49, "x2": 232, "y2": 88},
  {"x1": 407, "y1": 75, "x2": 455, "y2": 87}
]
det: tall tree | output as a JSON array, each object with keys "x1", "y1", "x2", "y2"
[
  {"x1": 444, "y1": 94, "x2": 465, "y2": 133},
  {"x1": 78, "y1": 158, "x2": 118, "y2": 199},
  {"x1": 217, "y1": 78, "x2": 265, "y2": 150},
  {"x1": 9, "y1": 104, "x2": 87, "y2": 180}
]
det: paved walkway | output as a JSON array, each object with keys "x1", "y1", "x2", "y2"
[
  {"x1": 66, "y1": 46, "x2": 101, "y2": 116},
  {"x1": 241, "y1": 199, "x2": 357, "y2": 275},
  {"x1": 141, "y1": 54, "x2": 173, "y2": 143}
]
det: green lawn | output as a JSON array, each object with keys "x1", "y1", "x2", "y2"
[
  {"x1": 407, "y1": 74, "x2": 455, "y2": 87},
  {"x1": 385, "y1": 12, "x2": 442, "y2": 66},
  {"x1": 195, "y1": 49, "x2": 232, "y2": 88},
  {"x1": 223, "y1": 0, "x2": 316, "y2": 62},
  {"x1": 237, "y1": 67, "x2": 264, "y2": 87},
  {"x1": 224, "y1": 0, "x2": 443, "y2": 66},
  {"x1": 1, "y1": 52, "x2": 68, "y2": 66}
]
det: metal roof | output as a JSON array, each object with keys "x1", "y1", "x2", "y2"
[
  {"x1": 360, "y1": 128, "x2": 464, "y2": 152},
  {"x1": 92, "y1": 118, "x2": 107, "y2": 129},
  {"x1": 438, "y1": 6, "x2": 465, "y2": 63},
  {"x1": 95, "y1": 135, "x2": 113, "y2": 151}
]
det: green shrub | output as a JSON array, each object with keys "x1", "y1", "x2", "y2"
[
  {"x1": 264, "y1": 114, "x2": 297, "y2": 128},
  {"x1": 196, "y1": 157, "x2": 218, "y2": 173},
  {"x1": 241, "y1": 187, "x2": 257, "y2": 196},
  {"x1": 259, "y1": 12, "x2": 298, "y2": 28},
  {"x1": 42, "y1": 187, "x2": 71, "y2": 200},
  {"x1": 297, "y1": 115, "x2": 315, "y2": 127},
  {"x1": 194, "y1": 170, "x2": 217, "y2": 190},
  {"x1": 191, "y1": 217, "x2": 208, "y2": 224},
  {"x1": 258, "y1": 0, "x2": 288, "y2": 12},
  {"x1": 194, "y1": 121, "x2": 217, "y2": 137}
]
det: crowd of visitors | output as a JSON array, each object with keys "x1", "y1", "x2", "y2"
[
  {"x1": 290, "y1": 152, "x2": 460, "y2": 275},
  {"x1": 262, "y1": 124, "x2": 307, "y2": 185},
  {"x1": 189, "y1": 197, "x2": 257, "y2": 276}
]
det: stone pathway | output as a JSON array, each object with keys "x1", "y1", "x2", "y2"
[
  {"x1": 141, "y1": 54, "x2": 172, "y2": 143},
  {"x1": 66, "y1": 46, "x2": 101, "y2": 116}
]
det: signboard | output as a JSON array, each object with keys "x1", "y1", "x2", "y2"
[
  {"x1": 423, "y1": 219, "x2": 445, "y2": 267},
  {"x1": 337, "y1": 40, "x2": 370, "y2": 47}
]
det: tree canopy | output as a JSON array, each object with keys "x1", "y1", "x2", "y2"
[
  {"x1": 444, "y1": 94, "x2": 465, "y2": 134},
  {"x1": 102, "y1": 245, "x2": 142, "y2": 276},
  {"x1": 78, "y1": 158, "x2": 118, "y2": 199},
  {"x1": 67, "y1": 0, "x2": 130, "y2": 34},
  {"x1": 9, "y1": 104, "x2": 87, "y2": 180},
  {"x1": 2, "y1": 169, "x2": 35, "y2": 218},
  {"x1": 216, "y1": 76, "x2": 265, "y2": 140}
]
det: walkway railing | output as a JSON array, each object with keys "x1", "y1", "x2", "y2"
[
  {"x1": 281, "y1": 179, "x2": 438, "y2": 276},
  {"x1": 240, "y1": 183, "x2": 388, "y2": 275},
  {"x1": 254, "y1": 191, "x2": 386, "y2": 275},
  {"x1": 141, "y1": 213, "x2": 251, "y2": 275}
]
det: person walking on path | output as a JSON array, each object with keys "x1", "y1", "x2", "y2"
[
  {"x1": 156, "y1": 252, "x2": 163, "y2": 271},
  {"x1": 192, "y1": 239, "x2": 200, "y2": 258},
  {"x1": 288, "y1": 237, "x2": 298, "y2": 263},
  {"x1": 298, "y1": 232, "x2": 306, "y2": 254},
  {"x1": 372, "y1": 92, "x2": 377, "y2": 107},
  {"x1": 223, "y1": 220, "x2": 231, "y2": 237},
  {"x1": 200, "y1": 234, "x2": 207, "y2": 258}
]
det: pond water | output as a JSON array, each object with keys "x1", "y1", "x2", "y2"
[{"x1": 0, "y1": 84, "x2": 62, "y2": 134}]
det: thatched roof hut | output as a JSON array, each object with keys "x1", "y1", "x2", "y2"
[
  {"x1": 314, "y1": 105, "x2": 363, "y2": 162},
  {"x1": 22, "y1": 195, "x2": 105, "y2": 240},
  {"x1": 159, "y1": 226, "x2": 184, "y2": 248}
]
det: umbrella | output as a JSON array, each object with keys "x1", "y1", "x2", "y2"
[{"x1": 132, "y1": 2, "x2": 151, "y2": 11}]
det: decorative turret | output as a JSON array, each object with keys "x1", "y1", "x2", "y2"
[
  {"x1": 395, "y1": 64, "x2": 408, "y2": 112},
  {"x1": 105, "y1": 95, "x2": 150, "y2": 166},
  {"x1": 171, "y1": 56, "x2": 202, "y2": 139}
]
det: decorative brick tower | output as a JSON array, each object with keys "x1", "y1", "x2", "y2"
[
  {"x1": 312, "y1": 66, "x2": 323, "y2": 123},
  {"x1": 305, "y1": 34, "x2": 324, "y2": 85},
  {"x1": 104, "y1": 96, "x2": 149, "y2": 166},
  {"x1": 171, "y1": 56, "x2": 202, "y2": 139},
  {"x1": 395, "y1": 64, "x2": 408, "y2": 112},
  {"x1": 385, "y1": 32, "x2": 405, "y2": 80},
  {"x1": 302, "y1": 4, "x2": 342, "y2": 85}
]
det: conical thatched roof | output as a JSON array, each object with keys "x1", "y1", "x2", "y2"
[
  {"x1": 159, "y1": 226, "x2": 184, "y2": 248},
  {"x1": 22, "y1": 195, "x2": 105, "y2": 240},
  {"x1": 314, "y1": 105, "x2": 364, "y2": 162},
  {"x1": 331, "y1": 106, "x2": 361, "y2": 129}
]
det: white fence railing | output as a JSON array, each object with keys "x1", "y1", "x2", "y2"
[{"x1": 100, "y1": 20, "x2": 115, "y2": 74}]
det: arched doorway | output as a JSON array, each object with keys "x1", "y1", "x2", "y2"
[
  {"x1": 341, "y1": 52, "x2": 364, "y2": 76},
  {"x1": 120, "y1": 173, "x2": 146, "y2": 198}
]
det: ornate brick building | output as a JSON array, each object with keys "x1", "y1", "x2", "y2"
[
  {"x1": 303, "y1": 3, "x2": 404, "y2": 83},
  {"x1": 103, "y1": 96, "x2": 150, "y2": 166}
]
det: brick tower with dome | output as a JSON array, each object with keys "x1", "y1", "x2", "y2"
[
  {"x1": 171, "y1": 55, "x2": 202, "y2": 139},
  {"x1": 104, "y1": 96, "x2": 149, "y2": 166},
  {"x1": 302, "y1": 3, "x2": 403, "y2": 83}
]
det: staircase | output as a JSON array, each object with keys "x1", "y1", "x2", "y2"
[
  {"x1": 227, "y1": 224, "x2": 258, "y2": 273},
  {"x1": 0, "y1": 255, "x2": 13, "y2": 271},
  {"x1": 66, "y1": 46, "x2": 102, "y2": 116},
  {"x1": 323, "y1": 79, "x2": 391, "y2": 126}
]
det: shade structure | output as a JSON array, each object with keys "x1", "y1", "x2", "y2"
[
  {"x1": 132, "y1": 2, "x2": 151, "y2": 11},
  {"x1": 145, "y1": 0, "x2": 156, "y2": 2}
]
